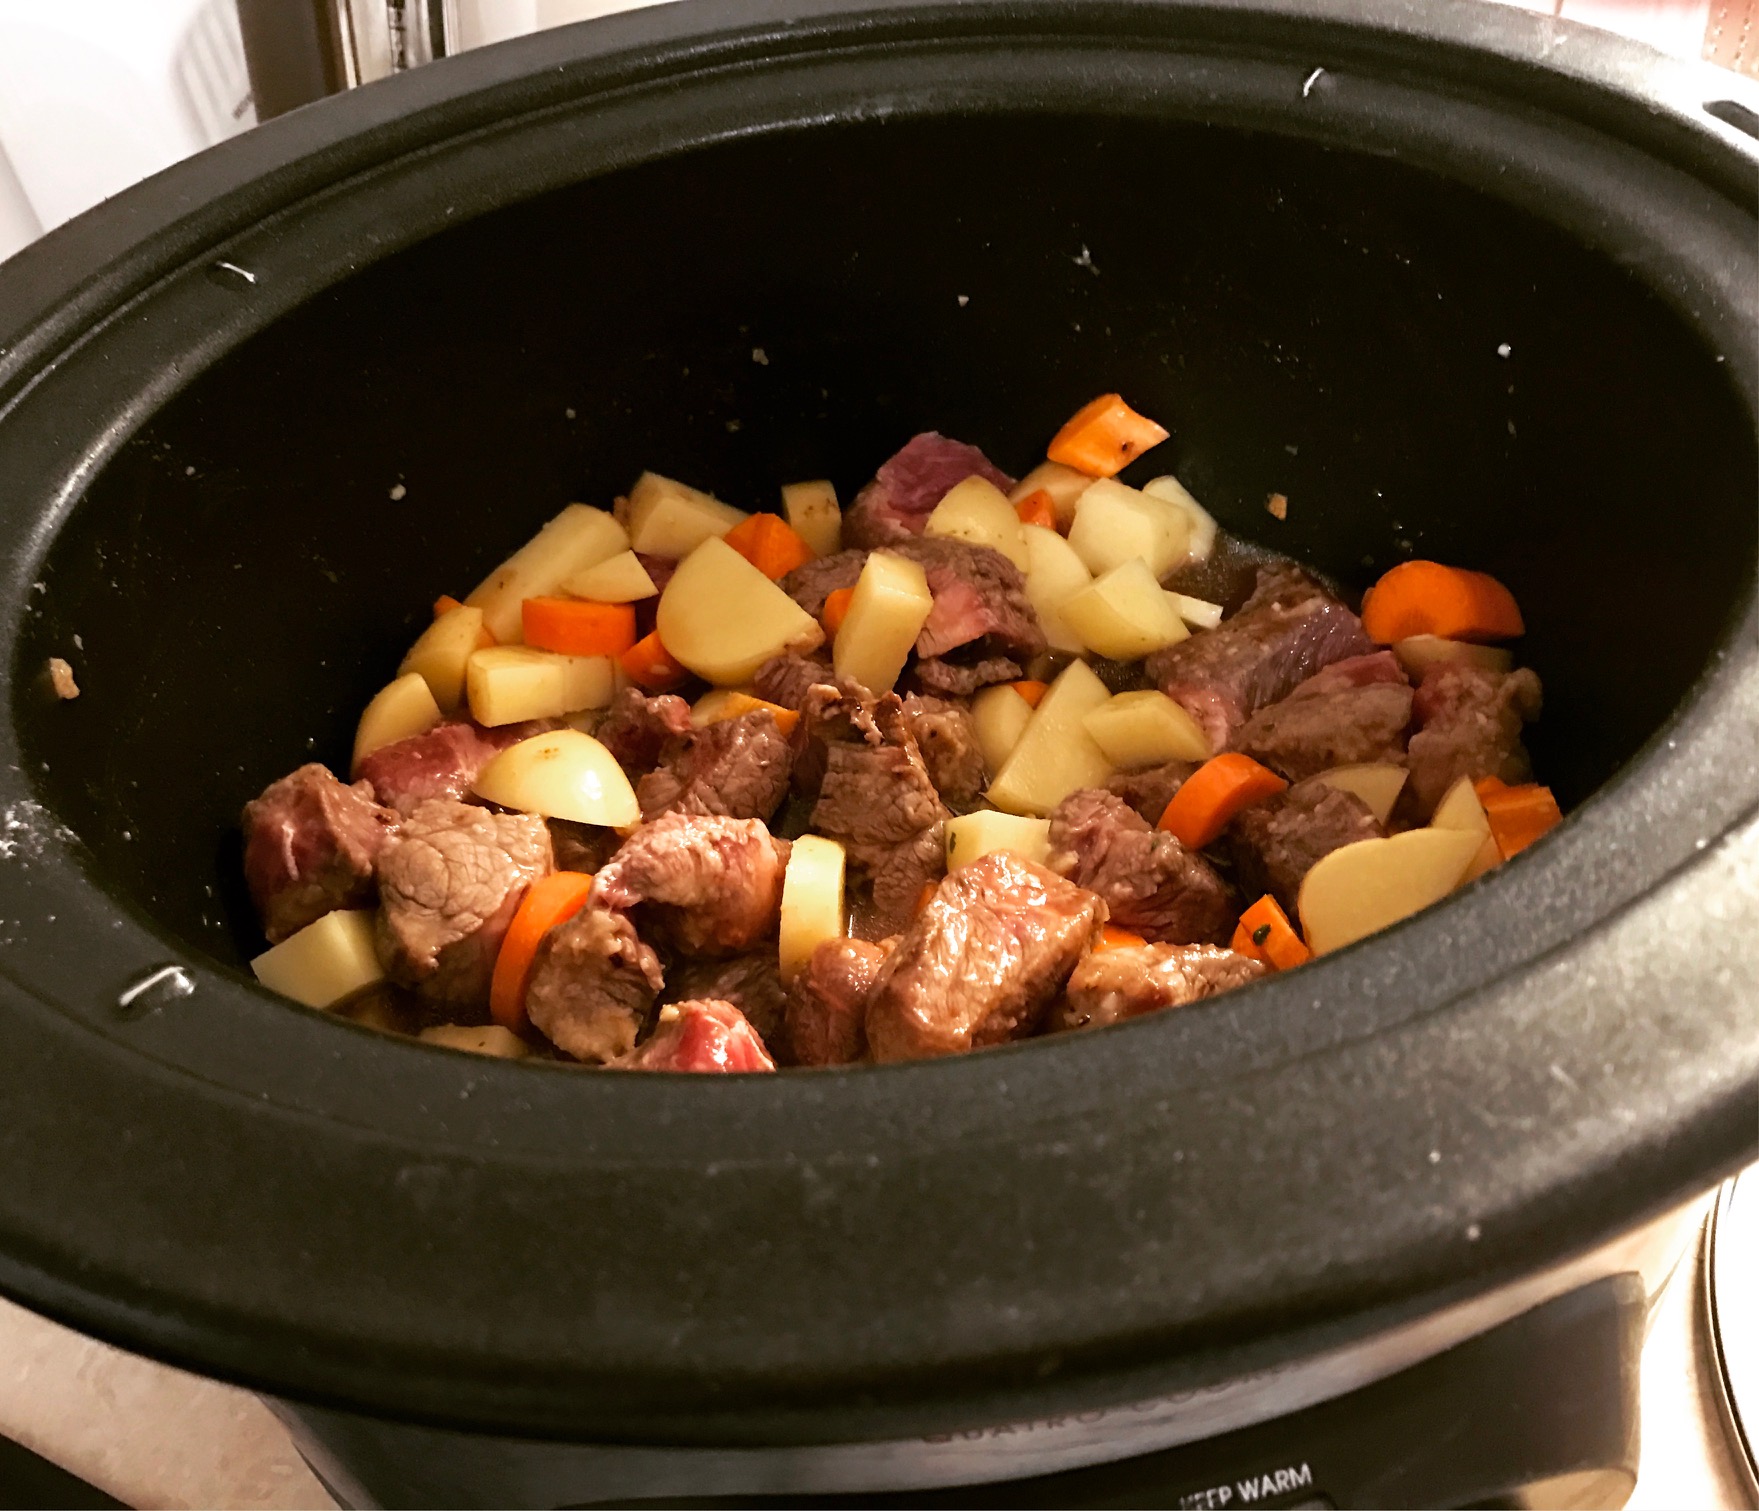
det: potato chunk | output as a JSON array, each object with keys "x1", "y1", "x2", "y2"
[
  {"x1": 1067, "y1": 479, "x2": 1191, "y2": 579},
  {"x1": 1312, "y1": 763, "x2": 1408, "y2": 825},
  {"x1": 924, "y1": 477, "x2": 1030, "y2": 568},
  {"x1": 1430, "y1": 774, "x2": 1502, "y2": 883},
  {"x1": 1142, "y1": 474, "x2": 1218, "y2": 563},
  {"x1": 1062, "y1": 559, "x2": 1191, "y2": 661},
  {"x1": 782, "y1": 479, "x2": 842, "y2": 557},
  {"x1": 399, "y1": 603, "x2": 487, "y2": 713},
  {"x1": 472, "y1": 728, "x2": 639, "y2": 827},
  {"x1": 1082, "y1": 689, "x2": 1210, "y2": 767},
  {"x1": 418, "y1": 1024, "x2": 532, "y2": 1059},
  {"x1": 657, "y1": 537, "x2": 825, "y2": 686},
  {"x1": 945, "y1": 811, "x2": 1051, "y2": 870},
  {"x1": 624, "y1": 472, "x2": 749, "y2": 558},
  {"x1": 252, "y1": 909, "x2": 384, "y2": 1009},
  {"x1": 466, "y1": 646, "x2": 615, "y2": 726},
  {"x1": 466, "y1": 504, "x2": 628, "y2": 642},
  {"x1": 1392, "y1": 635, "x2": 1514, "y2": 679},
  {"x1": 779, "y1": 834, "x2": 847, "y2": 983},
  {"x1": 987, "y1": 660, "x2": 1115, "y2": 816},
  {"x1": 831, "y1": 549, "x2": 933, "y2": 695},
  {"x1": 1297, "y1": 829, "x2": 1483, "y2": 955},
  {"x1": 353, "y1": 673, "x2": 443, "y2": 774},
  {"x1": 1021, "y1": 523, "x2": 1092, "y2": 655},
  {"x1": 1167, "y1": 591, "x2": 1223, "y2": 630},
  {"x1": 1010, "y1": 461, "x2": 1095, "y2": 530},
  {"x1": 972, "y1": 683, "x2": 1033, "y2": 775},
  {"x1": 562, "y1": 550, "x2": 658, "y2": 603}
]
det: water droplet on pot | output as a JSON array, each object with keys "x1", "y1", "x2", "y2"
[{"x1": 117, "y1": 964, "x2": 194, "y2": 1019}]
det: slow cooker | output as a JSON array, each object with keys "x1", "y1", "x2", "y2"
[{"x1": 0, "y1": 2, "x2": 1755, "y2": 1505}]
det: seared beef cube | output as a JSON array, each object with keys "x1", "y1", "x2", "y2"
[
  {"x1": 525, "y1": 905, "x2": 662, "y2": 1062},
  {"x1": 593, "y1": 812, "x2": 787, "y2": 957},
  {"x1": 1232, "y1": 650, "x2": 1413, "y2": 781},
  {"x1": 1106, "y1": 760, "x2": 1198, "y2": 826},
  {"x1": 615, "y1": 1000, "x2": 775, "y2": 1073},
  {"x1": 1405, "y1": 662, "x2": 1543, "y2": 818},
  {"x1": 786, "y1": 937, "x2": 889, "y2": 1067},
  {"x1": 594, "y1": 686, "x2": 692, "y2": 776},
  {"x1": 902, "y1": 695, "x2": 986, "y2": 812},
  {"x1": 1052, "y1": 944, "x2": 1265, "y2": 1033},
  {"x1": 910, "y1": 655, "x2": 1023, "y2": 698},
  {"x1": 842, "y1": 432, "x2": 1015, "y2": 547},
  {"x1": 638, "y1": 708, "x2": 793, "y2": 823},
  {"x1": 242, "y1": 763, "x2": 397, "y2": 942},
  {"x1": 546, "y1": 819, "x2": 622, "y2": 875},
  {"x1": 856, "y1": 822, "x2": 948, "y2": 941},
  {"x1": 357, "y1": 720, "x2": 538, "y2": 814},
  {"x1": 1228, "y1": 779, "x2": 1382, "y2": 917},
  {"x1": 753, "y1": 652, "x2": 855, "y2": 711},
  {"x1": 1147, "y1": 566, "x2": 1374, "y2": 751},
  {"x1": 1046, "y1": 788, "x2": 1235, "y2": 945},
  {"x1": 865, "y1": 851, "x2": 1105, "y2": 1062},
  {"x1": 375, "y1": 799, "x2": 552, "y2": 1009},
  {"x1": 666, "y1": 952, "x2": 787, "y2": 1051}
]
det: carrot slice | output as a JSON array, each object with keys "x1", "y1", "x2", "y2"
[
  {"x1": 521, "y1": 597, "x2": 637, "y2": 658},
  {"x1": 1009, "y1": 679, "x2": 1049, "y2": 709},
  {"x1": 1231, "y1": 895, "x2": 1311, "y2": 971},
  {"x1": 620, "y1": 630, "x2": 689, "y2": 691},
  {"x1": 1474, "y1": 778, "x2": 1562, "y2": 859},
  {"x1": 722, "y1": 513, "x2": 817, "y2": 580},
  {"x1": 435, "y1": 594, "x2": 496, "y2": 646},
  {"x1": 1095, "y1": 924, "x2": 1147, "y2": 952},
  {"x1": 914, "y1": 881, "x2": 939, "y2": 917},
  {"x1": 1361, "y1": 561, "x2": 1524, "y2": 644},
  {"x1": 1046, "y1": 393, "x2": 1170, "y2": 478},
  {"x1": 489, "y1": 871, "x2": 597, "y2": 1029},
  {"x1": 1157, "y1": 753, "x2": 1288, "y2": 850},
  {"x1": 822, "y1": 586, "x2": 857, "y2": 636},
  {"x1": 1014, "y1": 489, "x2": 1058, "y2": 530}
]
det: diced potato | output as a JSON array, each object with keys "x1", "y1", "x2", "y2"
[
  {"x1": 1312, "y1": 763, "x2": 1409, "y2": 825},
  {"x1": 945, "y1": 811, "x2": 1051, "y2": 870},
  {"x1": 466, "y1": 504, "x2": 628, "y2": 642},
  {"x1": 987, "y1": 660, "x2": 1115, "y2": 816},
  {"x1": 832, "y1": 549, "x2": 933, "y2": 695},
  {"x1": 779, "y1": 834, "x2": 846, "y2": 983},
  {"x1": 252, "y1": 909, "x2": 384, "y2": 1009},
  {"x1": 1393, "y1": 635, "x2": 1515, "y2": 679},
  {"x1": 1296, "y1": 828, "x2": 1483, "y2": 955},
  {"x1": 562, "y1": 550, "x2": 658, "y2": 603},
  {"x1": 1062, "y1": 558, "x2": 1192, "y2": 661},
  {"x1": 972, "y1": 683, "x2": 1033, "y2": 775},
  {"x1": 1082, "y1": 689, "x2": 1210, "y2": 768},
  {"x1": 418, "y1": 1024, "x2": 532, "y2": 1059},
  {"x1": 1167, "y1": 591, "x2": 1223, "y2": 631},
  {"x1": 1010, "y1": 461, "x2": 1093, "y2": 530},
  {"x1": 466, "y1": 646, "x2": 616, "y2": 726},
  {"x1": 398, "y1": 604, "x2": 487, "y2": 714},
  {"x1": 1067, "y1": 479, "x2": 1191, "y2": 579},
  {"x1": 352, "y1": 672, "x2": 443, "y2": 774},
  {"x1": 472, "y1": 728, "x2": 639, "y2": 827},
  {"x1": 1142, "y1": 474, "x2": 1219, "y2": 563},
  {"x1": 782, "y1": 479, "x2": 842, "y2": 558},
  {"x1": 657, "y1": 536, "x2": 826, "y2": 686},
  {"x1": 924, "y1": 476, "x2": 1030, "y2": 569},
  {"x1": 624, "y1": 472, "x2": 749, "y2": 559},
  {"x1": 1021, "y1": 523, "x2": 1092, "y2": 655},
  {"x1": 1430, "y1": 774, "x2": 1502, "y2": 883}
]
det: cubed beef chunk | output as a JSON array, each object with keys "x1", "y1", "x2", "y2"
[
  {"x1": 1147, "y1": 566, "x2": 1375, "y2": 751},
  {"x1": 842, "y1": 432, "x2": 1015, "y2": 547},
  {"x1": 902, "y1": 695, "x2": 986, "y2": 812},
  {"x1": 1232, "y1": 650, "x2": 1413, "y2": 781},
  {"x1": 666, "y1": 952, "x2": 787, "y2": 1051},
  {"x1": 1228, "y1": 779, "x2": 1383, "y2": 917},
  {"x1": 356, "y1": 720, "x2": 541, "y2": 814},
  {"x1": 1052, "y1": 944, "x2": 1265, "y2": 1033},
  {"x1": 525, "y1": 905, "x2": 662, "y2": 1062},
  {"x1": 595, "y1": 686, "x2": 693, "y2": 776},
  {"x1": 546, "y1": 819, "x2": 622, "y2": 874},
  {"x1": 1106, "y1": 760, "x2": 1198, "y2": 826},
  {"x1": 786, "y1": 937, "x2": 889, "y2": 1067},
  {"x1": 911, "y1": 655, "x2": 1023, "y2": 698},
  {"x1": 637, "y1": 708, "x2": 793, "y2": 823},
  {"x1": 753, "y1": 652, "x2": 856, "y2": 711},
  {"x1": 865, "y1": 851, "x2": 1106, "y2": 1062},
  {"x1": 1405, "y1": 663, "x2": 1544, "y2": 818},
  {"x1": 615, "y1": 1000, "x2": 776, "y2": 1073},
  {"x1": 242, "y1": 763, "x2": 397, "y2": 943},
  {"x1": 1046, "y1": 788, "x2": 1235, "y2": 944},
  {"x1": 375, "y1": 799, "x2": 552, "y2": 1009},
  {"x1": 858, "y1": 822, "x2": 948, "y2": 942},
  {"x1": 592, "y1": 812, "x2": 787, "y2": 957}
]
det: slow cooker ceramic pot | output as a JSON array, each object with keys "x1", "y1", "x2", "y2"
[{"x1": 0, "y1": 1, "x2": 1755, "y2": 1504}]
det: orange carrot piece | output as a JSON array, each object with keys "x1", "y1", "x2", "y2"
[
  {"x1": 1009, "y1": 679, "x2": 1049, "y2": 709},
  {"x1": 1014, "y1": 489, "x2": 1058, "y2": 530},
  {"x1": 1046, "y1": 393, "x2": 1170, "y2": 478},
  {"x1": 722, "y1": 512, "x2": 817, "y2": 580},
  {"x1": 1360, "y1": 561, "x2": 1524, "y2": 644},
  {"x1": 1096, "y1": 924, "x2": 1147, "y2": 952},
  {"x1": 521, "y1": 597, "x2": 637, "y2": 658},
  {"x1": 822, "y1": 587, "x2": 857, "y2": 635},
  {"x1": 1157, "y1": 753, "x2": 1289, "y2": 850},
  {"x1": 914, "y1": 881, "x2": 939, "y2": 917},
  {"x1": 1475, "y1": 778, "x2": 1563, "y2": 859},
  {"x1": 434, "y1": 593, "x2": 495, "y2": 646},
  {"x1": 489, "y1": 871, "x2": 596, "y2": 1029},
  {"x1": 620, "y1": 630, "x2": 690, "y2": 691},
  {"x1": 1231, "y1": 895, "x2": 1311, "y2": 971},
  {"x1": 704, "y1": 692, "x2": 802, "y2": 737}
]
